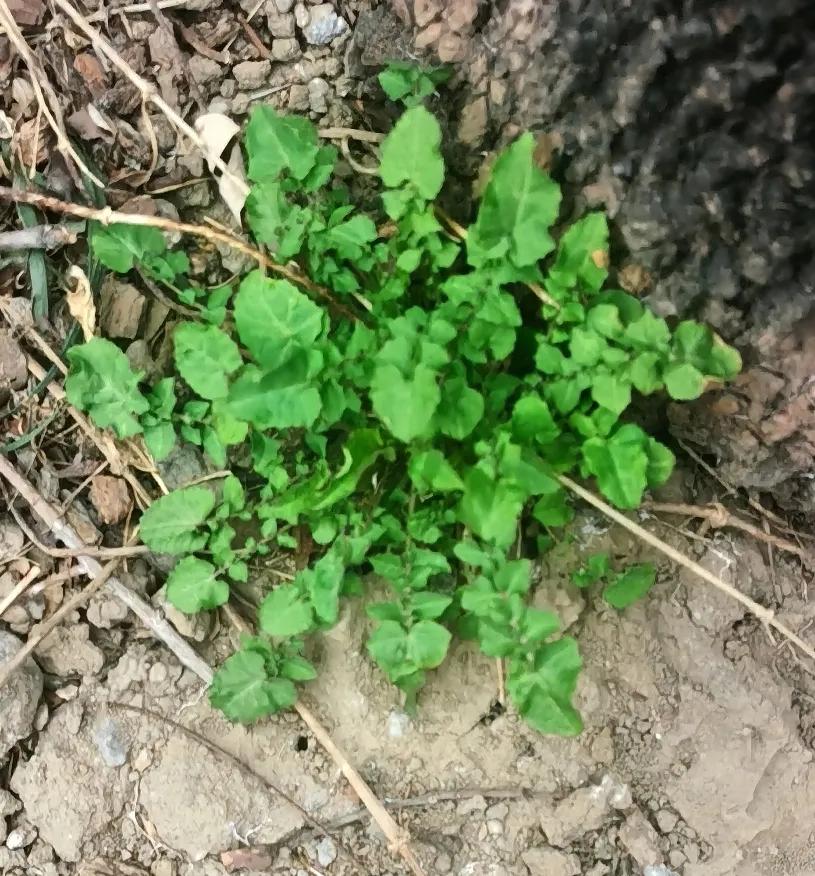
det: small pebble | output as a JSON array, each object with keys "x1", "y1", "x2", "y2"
[
  {"x1": 316, "y1": 837, "x2": 337, "y2": 867},
  {"x1": 485, "y1": 802, "x2": 508, "y2": 820},
  {"x1": 486, "y1": 818, "x2": 504, "y2": 836},
  {"x1": 434, "y1": 851, "x2": 453, "y2": 873}
]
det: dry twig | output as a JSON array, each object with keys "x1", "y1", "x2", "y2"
[
  {"x1": 0, "y1": 186, "x2": 359, "y2": 321},
  {"x1": 0, "y1": 224, "x2": 78, "y2": 250},
  {"x1": 645, "y1": 500, "x2": 815, "y2": 566},
  {"x1": 559, "y1": 475, "x2": 815, "y2": 663}
]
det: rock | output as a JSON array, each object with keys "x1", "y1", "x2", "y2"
[
  {"x1": 315, "y1": 837, "x2": 337, "y2": 867},
  {"x1": 302, "y1": 3, "x2": 348, "y2": 44},
  {"x1": 188, "y1": 56, "x2": 222, "y2": 85},
  {"x1": 521, "y1": 846, "x2": 581, "y2": 876},
  {"x1": 140, "y1": 734, "x2": 305, "y2": 860},
  {"x1": 266, "y1": 3, "x2": 295, "y2": 36},
  {"x1": 486, "y1": 818, "x2": 503, "y2": 835},
  {"x1": 86, "y1": 591, "x2": 129, "y2": 629},
  {"x1": 308, "y1": 77, "x2": 330, "y2": 114},
  {"x1": 0, "y1": 520, "x2": 24, "y2": 563},
  {"x1": 293, "y1": 1, "x2": 309, "y2": 27},
  {"x1": 32, "y1": 623, "x2": 105, "y2": 677},
  {"x1": 99, "y1": 276, "x2": 145, "y2": 339},
  {"x1": 288, "y1": 83, "x2": 310, "y2": 110},
  {"x1": 458, "y1": 96, "x2": 488, "y2": 144},
  {"x1": 414, "y1": 0, "x2": 443, "y2": 27},
  {"x1": 89, "y1": 475, "x2": 132, "y2": 526},
  {"x1": 0, "y1": 631, "x2": 43, "y2": 757},
  {"x1": 157, "y1": 444, "x2": 206, "y2": 491},
  {"x1": 6, "y1": 823, "x2": 36, "y2": 850},
  {"x1": 541, "y1": 775, "x2": 628, "y2": 846},
  {"x1": 11, "y1": 703, "x2": 132, "y2": 861},
  {"x1": 92, "y1": 718, "x2": 130, "y2": 767},
  {"x1": 456, "y1": 795, "x2": 487, "y2": 816},
  {"x1": 644, "y1": 867, "x2": 680, "y2": 876},
  {"x1": 485, "y1": 802, "x2": 509, "y2": 820},
  {"x1": 0, "y1": 791, "x2": 21, "y2": 818},
  {"x1": 233, "y1": 60, "x2": 270, "y2": 90},
  {"x1": 655, "y1": 809, "x2": 678, "y2": 833},
  {"x1": 0, "y1": 330, "x2": 27, "y2": 398},
  {"x1": 273, "y1": 0, "x2": 294, "y2": 11},
  {"x1": 271, "y1": 37, "x2": 300, "y2": 62},
  {"x1": 619, "y1": 809, "x2": 663, "y2": 869}
]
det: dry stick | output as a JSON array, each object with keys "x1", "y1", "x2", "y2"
[
  {"x1": 645, "y1": 500, "x2": 815, "y2": 566},
  {"x1": 8, "y1": 505, "x2": 148, "y2": 559},
  {"x1": 0, "y1": 225, "x2": 78, "y2": 251},
  {"x1": 0, "y1": 456, "x2": 214, "y2": 682},
  {"x1": 51, "y1": 0, "x2": 248, "y2": 198},
  {"x1": 558, "y1": 474, "x2": 815, "y2": 663},
  {"x1": 296, "y1": 700, "x2": 426, "y2": 876},
  {"x1": 0, "y1": 563, "x2": 40, "y2": 618},
  {"x1": 0, "y1": 3, "x2": 104, "y2": 188},
  {"x1": 0, "y1": 187, "x2": 358, "y2": 321}
]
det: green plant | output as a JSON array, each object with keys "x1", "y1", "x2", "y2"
[
  {"x1": 65, "y1": 98, "x2": 741, "y2": 735},
  {"x1": 378, "y1": 62, "x2": 452, "y2": 107}
]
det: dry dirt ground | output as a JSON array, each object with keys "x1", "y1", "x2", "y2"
[{"x1": 1, "y1": 2, "x2": 815, "y2": 876}]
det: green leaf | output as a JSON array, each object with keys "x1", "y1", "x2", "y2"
[
  {"x1": 222, "y1": 475, "x2": 245, "y2": 512},
  {"x1": 258, "y1": 586, "x2": 314, "y2": 637},
  {"x1": 210, "y1": 651, "x2": 296, "y2": 723},
  {"x1": 407, "y1": 620, "x2": 451, "y2": 668},
  {"x1": 225, "y1": 360, "x2": 322, "y2": 430},
  {"x1": 645, "y1": 437, "x2": 675, "y2": 486},
  {"x1": 91, "y1": 223, "x2": 165, "y2": 273},
  {"x1": 408, "y1": 450, "x2": 463, "y2": 493},
  {"x1": 623, "y1": 311, "x2": 670, "y2": 350},
  {"x1": 371, "y1": 363, "x2": 440, "y2": 443},
  {"x1": 234, "y1": 271, "x2": 324, "y2": 370},
  {"x1": 65, "y1": 338, "x2": 149, "y2": 438},
  {"x1": 326, "y1": 214, "x2": 378, "y2": 260},
  {"x1": 409, "y1": 592, "x2": 453, "y2": 621},
  {"x1": 547, "y1": 212, "x2": 608, "y2": 294},
  {"x1": 379, "y1": 106, "x2": 444, "y2": 200},
  {"x1": 511, "y1": 395, "x2": 560, "y2": 444},
  {"x1": 245, "y1": 106, "x2": 319, "y2": 182},
  {"x1": 591, "y1": 373, "x2": 631, "y2": 415},
  {"x1": 569, "y1": 327, "x2": 604, "y2": 366},
  {"x1": 532, "y1": 491, "x2": 573, "y2": 527},
  {"x1": 304, "y1": 551, "x2": 345, "y2": 625},
  {"x1": 468, "y1": 133, "x2": 561, "y2": 268},
  {"x1": 139, "y1": 487, "x2": 215, "y2": 554},
  {"x1": 173, "y1": 323, "x2": 242, "y2": 400},
  {"x1": 664, "y1": 362, "x2": 705, "y2": 400},
  {"x1": 582, "y1": 425, "x2": 649, "y2": 509},
  {"x1": 279, "y1": 655, "x2": 317, "y2": 682},
  {"x1": 629, "y1": 352, "x2": 662, "y2": 394},
  {"x1": 143, "y1": 422, "x2": 175, "y2": 461},
  {"x1": 435, "y1": 377, "x2": 484, "y2": 440},
  {"x1": 245, "y1": 181, "x2": 310, "y2": 260},
  {"x1": 572, "y1": 553, "x2": 610, "y2": 588},
  {"x1": 458, "y1": 467, "x2": 524, "y2": 548},
  {"x1": 603, "y1": 564, "x2": 656, "y2": 609},
  {"x1": 367, "y1": 621, "x2": 409, "y2": 673},
  {"x1": 508, "y1": 638, "x2": 583, "y2": 736},
  {"x1": 165, "y1": 557, "x2": 229, "y2": 613}
]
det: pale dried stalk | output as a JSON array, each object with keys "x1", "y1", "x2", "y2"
[
  {"x1": 0, "y1": 186, "x2": 357, "y2": 320},
  {"x1": 558, "y1": 475, "x2": 815, "y2": 663},
  {"x1": 0, "y1": 455, "x2": 215, "y2": 683},
  {"x1": 645, "y1": 500, "x2": 815, "y2": 566},
  {"x1": 0, "y1": 2, "x2": 104, "y2": 187},
  {"x1": 0, "y1": 564, "x2": 40, "y2": 618},
  {"x1": 51, "y1": 0, "x2": 248, "y2": 198}
]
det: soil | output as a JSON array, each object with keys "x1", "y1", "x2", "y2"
[{"x1": 1, "y1": 2, "x2": 815, "y2": 876}]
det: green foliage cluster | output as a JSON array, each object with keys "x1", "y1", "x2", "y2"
[{"x1": 65, "y1": 80, "x2": 741, "y2": 735}]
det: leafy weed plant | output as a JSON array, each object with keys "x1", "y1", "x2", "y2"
[{"x1": 65, "y1": 85, "x2": 741, "y2": 735}]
